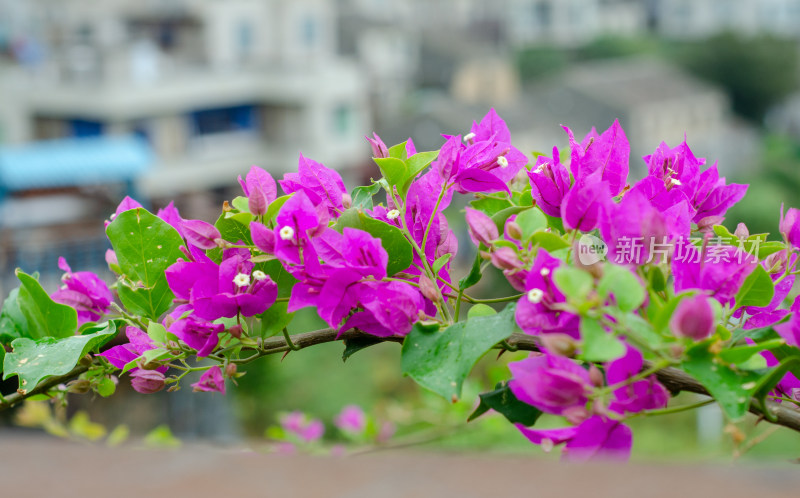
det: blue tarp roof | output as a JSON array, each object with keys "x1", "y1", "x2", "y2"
[{"x1": 0, "y1": 136, "x2": 153, "y2": 192}]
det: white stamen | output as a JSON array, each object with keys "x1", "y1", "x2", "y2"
[
  {"x1": 110, "y1": 213, "x2": 116, "y2": 221},
  {"x1": 497, "y1": 156, "x2": 508, "y2": 168},
  {"x1": 233, "y1": 273, "x2": 251, "y2": 287},
  {"x1": 252, "y1": 270, "x2": 267, "y2": 281},
  {"x1": 534, "y1": 164, "x2": 546, "y2": 173},
  {"x1": 279, "y1": 226, "x2": 295, "y2": 240},
  {"x1": 541, "y1": 438, "x2": 554, "y2": 453},
  {"x1": 61, "y1": 273, "x2": 70, "y2": 281},
  {"x1": 540, "y1": 268, "x2": 550, "y2": 277},
  {"x1": 463, "y1": 132, "x2": 476, "y2": 143},
  {"x1": 527, "y1": 288, "x2": 544, "y2": 304},
  {"x1": 670, "y1": 178, "x2": 682, "y2": 186},
  {"x1": 387, "y1": 209, "x2": 401, "y2": 220}
]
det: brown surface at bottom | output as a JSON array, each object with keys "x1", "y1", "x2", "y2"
[{"x1": 0, "y1": 436, "x2": 797, "y2": 498}]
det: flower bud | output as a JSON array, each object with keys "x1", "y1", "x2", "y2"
[
  {"x1": 538, "y1": 333, "x2": 577, "y2": 357},
  {"x1": 67, "y1": 379, "x2": 91, "y2": 394},
  {"x1": 562, "y1": 405, "x2": 589, "y2": 426},
  {"x1": 670, "y1": 294, "x2": 715, "y2": 340},
  {"x1": 505, "y1": 220, "x2": 523, "y2": 241},
  {"x1": 588, "y1": 365, "x2": 604, "y2": 387},
  {"x1": 503, "y1": 269, "x2": 527, "y2": 292},
  {"x1": 419, "y1": 275, "x2": 440, "y2": 303},
  {"x1": 780, "y1": 205, "x2": 800, "y2": 249},
  {"x1": 228, "y1": 324, "x2": 243, "y2": 339},
  {"x1": 182, "y1": 219, "x2": 222, "y2": 250},
  {"x1": 366, "y1": 132, "x2": 389, "y2": 158},
  {"x1": 491, "y1": 246, "x2": 522, "y2": 271},
  {"x1": 695, "y1": 215, "x2": 725, "y2": 234},
  {"x1": 734, "y1": 222, "x2": 749, "y2": 239},
  {"x1": 130, "y1": 370, "x2": 166, "y2": 394},
  {"x1": 222, "y1": 200, "x2": 232, "y2": 212},
  {"x1": 238, "y1": 166, "x2": 277, "y2": 216},
  {"x1": 765, "y1": 250, "x2": 788, "y2": 274},
  {"x1": 465, "y1": 207, "x2": 499, "y2": 247},
  {"x1": 342, "y1": 193, "x2": 352, "y2": 209},
  {"x1": 225, "y1": 363, "x2": 238, "y2": 378}
]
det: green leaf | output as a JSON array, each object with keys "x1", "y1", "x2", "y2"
[
  {"x1": 718, "y1": 338, "x2": 786, "y2": 365},
  {"x1": 752, "y1": 355, "x2": 800, "y2": 421},
  {"x1": 215, "y1": 212, "x2": 254, "y2": 245},
  {"x1": 648, "y1": 266, "x2": 667, "y2": 292},
  {"x1": 682, "y1": 344, "x2": 761, "y2": 420},
  {"x1": 351, "y1": 183, "x2": 382, "y2": 210},
  {"x1": 598, "y1": 265, "x2": 645, "y2": 312},
  {"x1": 106, "y1": 208, "x2": 184, "y2": 320},
  {"x1": 334, "y1": 208, "x2": 413, "y2": 276},
  {"x1": 433, "y1": 254, "x2": 452, "y2": 276},
  {"x1": 470, "y1": 196, "x2": 513, "y2": 216},
  {"x1": 147, "y1": 322, "x2": 167, "y2": 344},
  {"x1": 515, "y1": 208, "x2": 548, "y2": 241},
  {"x1": 734, "y1": 265, "x2": 774, "y2": 310},
  {"x1": 580, "y1": 317, "x2": 625, "y2": 362},
  {"x1": 553, "y1": 267, "x2": 593, "y2": 302},
  {"x1": 467, "y1": 382, "x2": 542, "y2": 426},
  {"x1": 374, "y1": 157, "x2": 408, "y2": 187},
  {"x1": 120, "y1": 347, "x2": 172, "y2": 375},
  {"x1": 533, "y1": 231, "x2": 570, "y2": 252},
  {"x1": 260, "y1": 259, "x2": 298, "y2": 298},
  {"x1": 342, "y1": 336, "x2": 385, "y2": 362},
  {"x1": 403, "y1": 151, "x2": 439, "y2": 192},
  {"x1": 757, "y1": 241, "x2": 786, "y2": 259},
  {"x1": 467, "y1": 304, "x2": 497, "y2": 319},
  {"x1": 258, "y1": 302, "x2": 295, "y2": 339},
  {"x1": 266, "y1": 195, "x2": 292, "y2": 223},
  {"x1": 143, "y1": 425, "x2": 181, "y2": 448},
  {"x1": 15, "y1": 270, "x2": 77, "y2": 339},
  {"x1": 746, "y1": 328, "x2": 800, "y2": 380},
  {"x1": 2, "y1": 322, "x2": 116, "y2": 393},
  {"x1": 490, "y1": 206, "x2": 527, "y2": 233},
  {"x1": 231, "y1": 196, "x2": 250, "y2": 213},
  {"x1": 458, "y1": 253, "x2": 483, "y2": 290},
  {"x1": 401, "y1": 304, "x2": 516, "y2": 400},
  {"x1": 0, "y1": 287, "x2": 29, "y2": 343},
  {"x1": 387, "y1": 141, "x2": 408, "y2": 160}
]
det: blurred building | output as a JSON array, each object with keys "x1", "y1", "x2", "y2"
[
  {"x1": 0, "y1": 0, "x2": 370, "y2": 199},
  {"x1": 0, "y1": 0, "x2": 370, "y2": 295},
  {"x1": 652, "y1": 0, "x2": 800, "y2": 39}
]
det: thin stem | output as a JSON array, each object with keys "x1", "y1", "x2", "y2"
[
  {"x1": 282, "y1": 328, "x2": 301, "y2": 351},
  {"x1": 627, "y1": 397, "x2": 715, "y2": 419},
  {"x1": 454, "y1": 289, "x2": 464, "y2": 322},
  {"x1": 420, "y1": 181, "x2": 449, "y2": 258}
]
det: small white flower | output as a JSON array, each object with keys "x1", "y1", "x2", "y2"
[
  {"x1": 387, "y1": 209, "x2": 401, "y2": 220},
  {"x1": 463, "y1": 132, "x2": 476, "y2": 143},
  {"x1": 527, "y1": 288, "x2": 544, "y2": 304},
  {"x1": 279, "y1": 226, "x2": 295, "y2": 240},
  {"x1": 540, "y1": 268, "x2": 550, "y2": 277},
  {"x1": 252, "y1": 270, "x2": 267, "y2": 281},
  {"x1": 233, "y1": 273, "x2": 251, "y2": 287},
  {"x1": 497, "y1": 156, "x2": 508, "y2": 168}
]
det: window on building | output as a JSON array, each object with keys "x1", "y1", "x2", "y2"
[
  {"x1": 333, "y1": 105, "x2": 353, "y2": 136},
  {"x1": 189, "y1": 104, "x2": 259, "y2": 136},
  {"x1": 69, "y1": 119, "x2": 104, "y2": 138},
  {"x1": 301, "y1": 16, "x2": 316, "y2": 48}
]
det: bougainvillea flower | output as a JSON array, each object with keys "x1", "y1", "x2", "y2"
[
  {"x1": 465, "y1": 207, "x2": 499, "y2": 247},
  {"x1": 165, "y1": 249, "x2": 277, "y2": 320},
  {"x1": 274, "y1": 190, "x2": 328, "y2": 264},
  {"x1": 528, "y1": 146, "x2": 571, "y2": 218},
  {"x1": 780, "y1": 205, "x2": 800, "y2": 250},
  {"x1": 279, "y1": 154, "x2": 348, "y2": 216},
  {"x1": 181, "y1": 219, "x2": 221, "y2": 250},
  {"x1": 562, "y1": 416, "x2": 633, "y2": 462},
  {"x1": 734, "y1": 253, "x2": 795, "y2": 329},
  {"x1": 366, "y1": 133, "x2": 389, "y2": 158},
  {"x1": 98, "y1": 326, "x2": 167, "y2": 375},
  {"x1": 50, "y1": 257, "x2": 113, "y2": 325},
  {"x1": 281, "y1": 411, "x2": 325, "y2": 443},
  {"x1": 191, "y1": 365, "x2": 226, "y2": 394},
  {"x1": 643, "y1": 140, "x2": 704, "y2": 200},
  {"x1": 156, "y1": 201, "x2": 185, "y2": 237},
  {"x1": 606, "y1": 345, "x2": 669, "y2": 414},
  {"x1": 250, "y1": 221, "x2": 276, "y2": 254},
  {"x1": 311, "y1": 227, "x2": 388, "y2": 279},
  {"x1": 130, "y1": 369, "x2": 166, "y2": 394},
  {"x1": 334, "y1": 405, "x2": 367, "y2": 433},
  {"x1": 774, "y1": 296, "x2": 800, "y2": 348},
  {"x1": 670, "y1": 294, "x2": 716, "y2": 341},
  {"x1": 561, "y1": 179, "x2": 611, "y2": 232},
  {"x1": 515, "y1": 250, "x2": 581, "y2": 338},
  {"x1": 238, "y1": 165, "x2": 277, "y2": 216},
  {"x1": 467, "y1": 108, "x2": 528, "y2": 183},
  {"x1": 691, "y1": 163, "x2": 748, "y2": 223},
  {"x1": 563, "y1": 120, "x2": 629, "y2": 196},
  {"x1": 599, "y1": 189, "x2": 684, "y2": 265},
  {"x1": 515, "y1": 415, "x2": 632, "y2": 462},
  {"x1": 749, "y1": 341, "x2": 800, "y2": 402},
  {"x1": 509, "y1": 353, "x2": 592, "y2": 415},
  {"x1": 168, "y1": 314, "x2": 225, "y2": 357},
  {"x1": 339, "y1": 280, "x2": 424, "y2": 337},
  {"x1": 672, "y1": 245, "x2": 756, "y2": 307}
]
